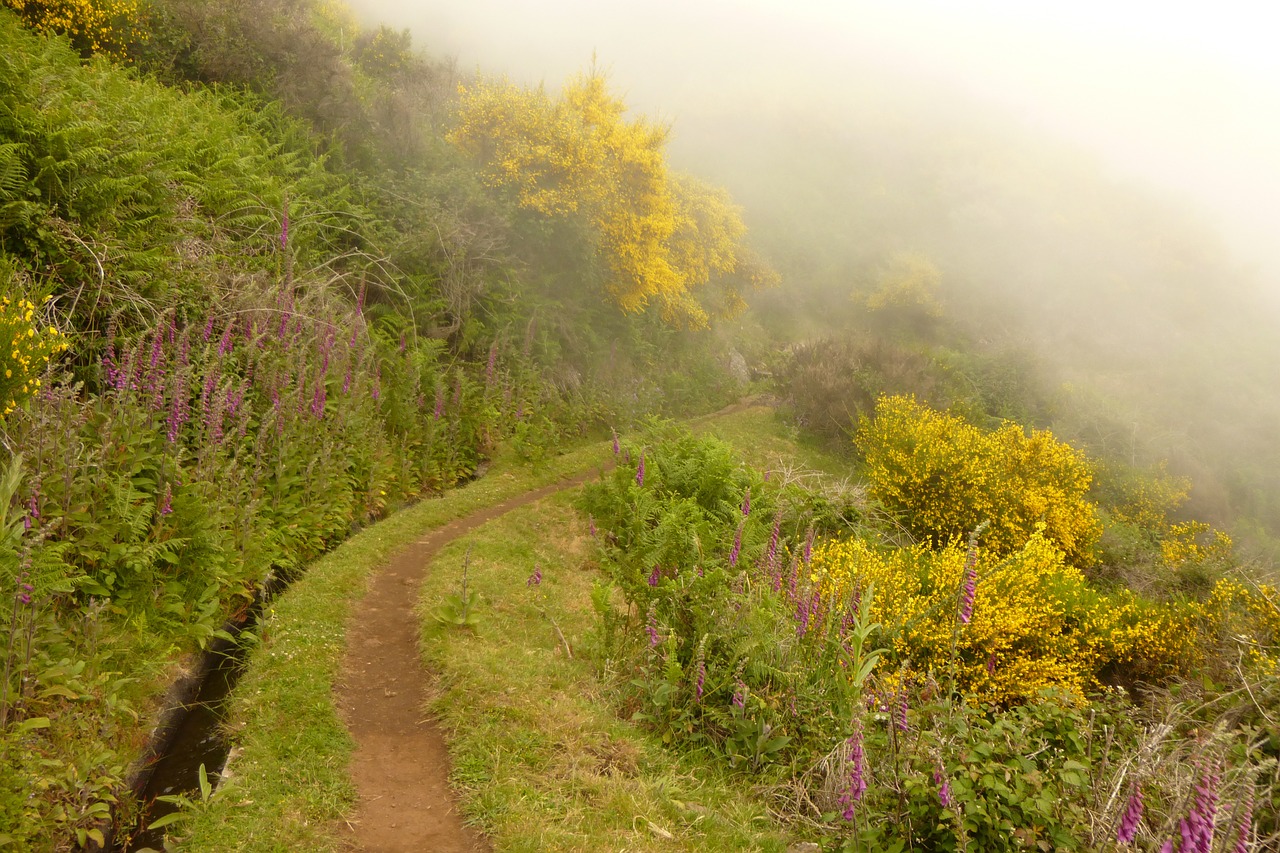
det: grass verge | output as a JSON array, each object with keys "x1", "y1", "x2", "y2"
[
  {"x1": 414, "y1": 407, "x2": 858, "y2": 850},
  {"x1": 693, "y1": 403, "x2": 852, "y2": 480},
  {"x1": 416, "y1": 492, "x2": 796, "y2": 851}
]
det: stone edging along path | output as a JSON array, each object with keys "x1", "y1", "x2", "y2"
[{"x1": 335, "y1": 468, "x2": 604, "y2": 852}]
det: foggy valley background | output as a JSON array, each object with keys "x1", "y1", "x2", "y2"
[{"x1": 342, "y1": 0, "x2": 1280, "y2": 553}]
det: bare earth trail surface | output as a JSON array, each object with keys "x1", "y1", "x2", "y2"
[
  {"x1": 335, "y1": 400, "x2": 756, "y2": 852},
  {"x1": 336, "y1": 469, "x2": 602, "y2": 852}
]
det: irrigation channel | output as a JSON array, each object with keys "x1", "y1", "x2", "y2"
[{"x1": 123, "y1": 585, "x2": 276, "y2": 852}]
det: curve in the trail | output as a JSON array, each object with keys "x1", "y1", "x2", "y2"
[{"x1": 335, "y1": 469, "x2": 602, "y2": 852}]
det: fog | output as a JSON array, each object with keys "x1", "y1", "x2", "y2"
[
  {"x1": 350, "y1": 0, "x2": 1280, "y2": 297},
  {"x1": 337, "y1": 0, "x2": 1280, "y2": 541}
]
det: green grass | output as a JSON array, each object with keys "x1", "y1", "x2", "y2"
[
  {"x1": 694, "y1": 403, "x2": 854, "y2": 481},
  {"x1": 177, "y1": 439, "x2": 614, "y2": 852},
  {"x1": 416, "y1": 493, "x2": 795, "y2": 851}
]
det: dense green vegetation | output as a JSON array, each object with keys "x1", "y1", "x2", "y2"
[
  {"x1": 580, "y1": 419, "x2": 1277, "y2": 850},
  {"x1": 1, "y1": 1, "x2": 1278, "y2": 850}
]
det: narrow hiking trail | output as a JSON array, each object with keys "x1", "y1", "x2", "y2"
[
  {"x1": 335, "y1": 469, "x2": 602, "y2": 852},
  {"x1": 334, "y1": 400, "x2": 757, "y2": 851}
]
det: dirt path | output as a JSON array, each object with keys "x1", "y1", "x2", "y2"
[
  {"x1": 334, "y1": 399, "x2": 760, "y2": 851},
  {"x1": 335, "y1": 468, "x2": 603, "y2": 852}
]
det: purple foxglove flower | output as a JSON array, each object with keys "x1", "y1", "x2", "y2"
[
  {"x1": 648, "y1": 565, "x2": 661, "y2": 587},
  {"x1": 1228, "y1": 794, "x2": 1249, "y2": 850},
  {"x1": 1118, "y1": 785, "x2": 1144, "y2": 843},
  {"x1": 160, "y1": 483, "x2": 173, "y2": 516},
  {"x1": 149, "y1": 329, "x2": 163, "y2": 370},
  {"x1": 311, "y1": 381, "x2": 326, "y2": 419},
  {"x1": 1158, "y1": 843, "x2": 1173, "y2": 853},
  {"x1": 433, "y1": 385, "x2": 444, "y2": 420},
  {"x1": 218, "y1": 319, "x2": 235, "y2": 357},
  {"x1": 588, "y1": 517, "x2": 597, "y2": 538},
  {"x1": 741, "y1": 488, "x2": 750, "y2": 517},
  {"x1": 527, "y1": 566, "x2": 542, "y2": 587},
  {"x1": 166, "y1": 374, "x2": 188, "y2": 443},
  {"x1": 959, "y1": 560, "x2": 977, "y2": 625},
  {"x1": 987, "y1": 651, "x2": 997, "y2": 675},
  {"x1": 611, "y1": 428, "x2": 620, "y2": 455},
  {"x1": 732, "y1": 680, "x2": 747, "y2": 709},
  {"x1": 343, "y1": 364, "x2": 353, "y2": 395},
  {"x1": 803, "y1": 526, "x2": 815, "y2": 565},
  {"x1": 841, "y1": 727, "x2": 866, "y2": 818},
  {"x1": 935, "y1": 767, "x2": 953, "y2": 808},
  {"x1": 795, "y1": 595, "x2": 812, "y2": 638},
  {"x1": 1233, "y1": 786, "x2": 1254, "y2": 853},
  {"x1": 895, "y1": 683, "x2": 910, "y2": 732},
  {"x1": 646, "y1": 602, "x2": 661, "y2": 647},
  {"x1": 203, "y1": 315, "x2": 216, "y2": 342},
  {"x1": 729, "y1": 523, "x2": 743, "y2": 567},
  {"x1": 399, "y1": 332, "x2": 406, "y2": 354},
  {"x1": 636, "y1": 452, "x2": 646, "y2": 487}
]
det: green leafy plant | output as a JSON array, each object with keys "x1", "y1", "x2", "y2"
[{"x1": 432, "y1": 546, "x2": 480, "y2": 628}]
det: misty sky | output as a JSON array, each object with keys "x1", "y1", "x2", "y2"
[{"x1": 350, "y1": 0, "x2": 1280, "y2": 287}]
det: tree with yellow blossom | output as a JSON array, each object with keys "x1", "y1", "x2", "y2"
[{"x1": 448, "y1": 67, "x2": 774, "y2": 328}]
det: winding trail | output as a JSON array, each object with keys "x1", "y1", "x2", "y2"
[
  {"x1": 334, "y1": 399, "x2": 757, "y2": 851},
  {"x1": 335, "y1": 469, "x2": 602, "y2": 852}
]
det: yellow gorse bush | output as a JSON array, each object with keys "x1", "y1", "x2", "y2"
[
  {"x1": 856, "y1": 394, "x2": 1101, "y2": 564},
  {"x1": 3, "y1": 0, "x2": 141, "y2": 58},
  {"x1": 1161, "y1": 520, "x2": 1234, "y2": 569},
  {"x1": 809, "y1": 530, "x2": 1217, "y2": 704},
  {"x1": 0, "y1": 293, "x2": 67, "y2": 418}
]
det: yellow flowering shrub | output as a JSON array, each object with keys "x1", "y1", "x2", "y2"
[
  {"x1": 1094, "y1": 459, "x2": 1191, "y2": 530},
  {"x1": 856, "y1": 394, "x2": 1101, "y2": 564},
  {"x1": 2, "y1": 0, "x2": 141, "y2": 58},
  {"x1": 448, "y1": 69, "x2": 770, "y2": 328},
  {"x1": 862, "y1": 251, "x2": 944, "y2": 318},
  {"x1": 810, "y1": 530, "x2": 1209, "y2": 703},
  {"x1": 1198, "y1": 578, "x2": 1280, "y2": 674},
  {"x1": 1161, "y1": 520, "x2": 1234, "y2": 569},
  {"x1": 0, "y1": 293, "x2": 67, "y2": 418}
]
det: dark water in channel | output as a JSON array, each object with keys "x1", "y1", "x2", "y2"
[{"x1": 122, "y1": 620, "x2": 256, "y2": 851}]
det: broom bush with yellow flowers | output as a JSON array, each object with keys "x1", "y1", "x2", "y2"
[
  {"x1": 0, "y1": 290, "x2": 67, "y2": 419},
  {"x1": 1, "y1": 0, "x2": 142, "y2": 58}
]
